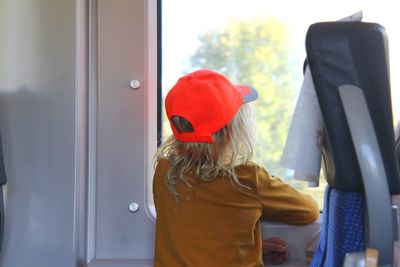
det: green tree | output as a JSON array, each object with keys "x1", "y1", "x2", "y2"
[{"x1": 188, "y1": 18, "x2": 297, "y2": 178}]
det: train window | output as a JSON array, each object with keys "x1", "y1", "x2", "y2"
[{"x1": 158, "y1": 0, "x2": 399, "y2": 210}]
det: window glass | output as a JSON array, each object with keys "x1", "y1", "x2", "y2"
[{"x1": 161, "y1": 0, "x2": 400, "y2": 209}]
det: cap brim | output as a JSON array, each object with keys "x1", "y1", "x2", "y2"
[{"x1": 236, "y1": 85, "x2": 258, "y2": 103}]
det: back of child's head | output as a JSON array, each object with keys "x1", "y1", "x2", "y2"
[{"x1": 156, "y1": 69, "x2": 258, "y2": 201}]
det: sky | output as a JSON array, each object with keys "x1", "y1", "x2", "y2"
[{"x1": 162, "y1": 0, "x2": 400, "y2": 123}]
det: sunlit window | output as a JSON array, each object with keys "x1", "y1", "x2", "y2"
[{"x1": 160, "y1": 0, "x2": 400, "y2": 209}]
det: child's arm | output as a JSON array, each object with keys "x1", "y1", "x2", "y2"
[{"x1": 256, "y1": 166, "x2": 319, "y2": 225}]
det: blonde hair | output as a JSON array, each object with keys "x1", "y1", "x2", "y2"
[{"x1": 155, "y1": 104, "x2": 254, "y2": 202}]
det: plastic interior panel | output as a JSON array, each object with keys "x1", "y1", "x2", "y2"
[
  {"x1": 0, "y1": 132, "x2": 6, "y2": 186},
  {"x1": 0, "y1": 131, "x2": 4, "y2": 255},
  {"x1": 339, "y1": 84, "x2": 393, "y2": 266},
  {"x1": 305, "y1": 22, "x2": 400, "y2": 193}
]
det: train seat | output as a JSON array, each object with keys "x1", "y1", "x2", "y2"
[
  {"x1": 305, "y1": 21, "x2": 400, "y2": 267},
  {"x1": 0, "y1": 132, "x2": 6, "y2": 254}
]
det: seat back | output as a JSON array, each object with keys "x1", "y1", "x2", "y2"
[
  {"x1": 306, "y1": 22, "x2": 399, "y2": 266},
  {"x1": 0, "y1": 132, "x2": 6, "y2": 254},
  {"x1": 306, "y1": 21, "x2": 399, "y2": 193},
  {"x1": 310, "y1": 187, "x2": 366, "y2": 267}
]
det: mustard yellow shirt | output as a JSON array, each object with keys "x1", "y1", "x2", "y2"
[{"x1": 153, "y1": 159, "x2": 319, "y2": 267}]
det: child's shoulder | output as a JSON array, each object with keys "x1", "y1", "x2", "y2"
[
  {"x1": 232, "y1": 161, "x2": 275, "y2": 191},
  {"x1": 235, "y1": 161, "x2": 271, "y2": 179},
  {"x1": 155, "y1": 158, "x2": 171, "y2": 172},
  {"x1": 235, "y1": 160, "x2": 263, "y2": 170},
  {"x1": 153, "y1": 158, "x2": 171, "y2": 186}
]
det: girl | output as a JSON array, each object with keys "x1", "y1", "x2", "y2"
[{"x1": 153, "y1": 69, "x2": 319, "y2": 266}]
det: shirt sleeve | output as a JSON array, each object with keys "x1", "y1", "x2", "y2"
[{"x1": 255, "y1": 165, "x2": 320, "y2": 225}]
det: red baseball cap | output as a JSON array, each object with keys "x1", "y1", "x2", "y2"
[{"x1": 165, "y1": 69, "x2": 258, "y2": 143}]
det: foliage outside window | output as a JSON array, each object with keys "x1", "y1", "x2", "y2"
[{"x1": 161, "y1": 0, "x2": 400, "y2": 209}]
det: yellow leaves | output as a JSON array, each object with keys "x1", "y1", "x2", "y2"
[{"x1": 188, "y1": 17, "x2": 297, "y2": 177}]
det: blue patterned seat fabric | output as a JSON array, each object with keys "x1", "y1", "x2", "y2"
[{"x1": 310, "y1": 186, "x2": 365, "y2": 267}]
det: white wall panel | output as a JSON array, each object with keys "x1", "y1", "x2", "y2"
[
  {"x1": 87, "y1": 0, "x2": 156, "y2": 264},
  {"x1": 0, "y1": 0, "x2": 77, "y2": 266}
]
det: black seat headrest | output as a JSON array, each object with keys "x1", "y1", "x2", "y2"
[{"x1": 306, "y1": 22, "x2": 400, "y2": 193}]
